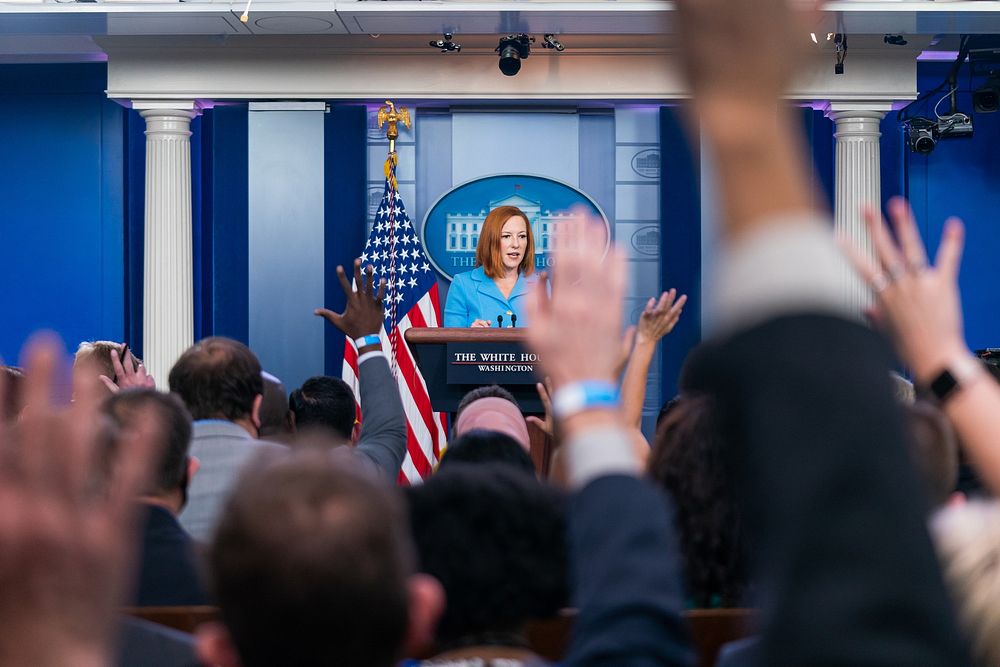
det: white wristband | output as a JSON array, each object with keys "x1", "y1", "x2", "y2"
[{"x1": 354, "y1": 334, "x2": 381, "y2": 349}]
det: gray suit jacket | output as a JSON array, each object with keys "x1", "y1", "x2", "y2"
[
  {"x1": 179, "y1": 420, "x2": 287, "y2": 543},
  {"x1": 178, "y1": 354, "x2": 406, "y2": 543},
  {"x1": 335, "y1": 353, "x2": 408, "y2": 481}
]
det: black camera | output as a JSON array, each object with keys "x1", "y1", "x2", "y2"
[
  {"x1": 904, "y1": 113, "x2": 974, "y2": 154},
  {"x1": 974, "y1": 76, "x2": 1000, "y2": 113},
  {"x1": 496, "y1": 34, "x2": 533, "y2": 76},
  {"x1": 905, "y1": 118, "x2": 937, "y2": 154}
]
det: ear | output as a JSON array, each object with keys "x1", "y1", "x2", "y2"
[
  {"x1": 403, "y1": 573, "x2": 445, "y2": 658},
  {"x1": 286, "y1": 409, "x2": 296, "y2": 434},
  {"x1": 196, "y1": 621, "x2": 243, "y2": 667},
  {"x1": 351, "y1": 421, "x2": 361, "y2": 445},
  {"x1": 187, "y1": 456, "x2": 200, "y2": 481},
  {"x1": 251, "y1": 394, "x2": 263, "y2": 430}
]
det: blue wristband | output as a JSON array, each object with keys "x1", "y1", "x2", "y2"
[
  {"x1": 354, "y1": 334, "x2": 381, "y2": 348},
  {"x1": 552, "y1": 381, "x2": 619, "y2": 419}
]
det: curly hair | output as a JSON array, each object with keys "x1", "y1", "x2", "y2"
[
  {"x1": 648, "y1": 394, "x2": 747, "y2": 607},
  {"x1": 406, "y1": 464, "x2": 568, "y2": 646}
]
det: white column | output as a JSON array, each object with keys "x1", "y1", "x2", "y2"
[
  {"x1": 135, "y1": 101, "x2": 200, "y2": 386},
  {"x1": 826, "y1": 103, "x2": 891, "y2": 315}
]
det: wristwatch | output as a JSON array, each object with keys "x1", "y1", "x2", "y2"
[{"x1": 925, "y1": 355, "x2": 982, "y2": 403}]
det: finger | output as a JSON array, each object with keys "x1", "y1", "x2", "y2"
[
  {"x1": 654, "y1": 290, "x2": 673, "y2": 313},
  {"x1": 22, "y1": 334, "x2": 63, "y2": 414},
  {"x1": 644, "y1": 296, "x2": 656, "y2": 313},
  {"x1": 837, "y1": 233, "x2": 881, "y2": 286},
  {"x1": 336, "y1": 265, "x2": 353, "y2": 297},
  {"x1": 98, "y1": 376, "x2": 120, "y2": 394},
  {"x1": 863, "y1": 205, "x2": 905, "y2": 274},
  {"x1": 376, "y1": 278, "x2": 387, "y2": 303},
  {"x1": 886, "y1": 197, "x2": 929, "y2": 270},
  {"x1": 935, "y1": 217, "x2": 965, "y2": 281},
  {"x1": 110, "y1": 349, "x2": 127, "y2": 381},
  {"x1": 669, "y1": 294, "x2": 688, "y2": 319},
  {"x1": 365, "y1": 262, "x2": 375, "y2": 296},
  {"x1": 352, "y1": 260, "x2": 365, "y2": 295},
  {"x1": 314, "y1": 308, "x2": 344, "y2": 331},
  {"x1": 103, "y1": 405, "x2": 156, "y2": 530},
  {"x1": 536, "y1": 381, "x2": 553, "y2": 412}
]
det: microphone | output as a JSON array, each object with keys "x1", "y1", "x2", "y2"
[
  {"x1": 497, "y1": 314, "x2": 504, "y2": 328},
  {"x1": 240, "y1": 0, "x2": 252, "y2": 22},
  {"x1": 510, "y1": 313, "x2": 517, "y2": 328}
]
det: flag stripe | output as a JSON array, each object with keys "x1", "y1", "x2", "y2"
[{"x1": 343, "y1": 162, "x2": 446, "y2": 485}]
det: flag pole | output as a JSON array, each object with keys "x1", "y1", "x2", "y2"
[{"x1": 376, "y1": 100, "x2": 411, "y2": 378}]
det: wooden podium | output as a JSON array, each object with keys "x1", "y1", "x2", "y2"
[
  {"x1": 404, "y1": 328, "x2": 542, "y2": 413},
  {"x1": 405, "y1": 328, "x2": 553, "y2": 475}
]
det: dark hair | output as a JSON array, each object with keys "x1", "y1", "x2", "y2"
[
  {"x1": 905, "y1": 400, "x2": 958, "y2": 510},
  {"x1": 1, "y1": 365, "x2": 24, "y2": 423},
  {"x1": 648, "y1": 394, "x2": 747, "y2": 607},
  {"x1": 168, "y1": 337, "x2": 263, "y2": 421},
  {"x1": 656, "y1": 395, "x2": 683, "y2": 431},
  {"x1": 289, "y1": 376, "x2": 356, "y2": 440},
  {"x1": 406, "y1": 465, "x2": 568, "y2": 646},
  {"x1": 103, "y1": 389, "x2": 193, "y2": 496},
  {"x1": 456, "y1": 385, "x2": 519, "y2": 420},
  {"x1": 438, "y1": 429, "x2": 536, "y2": 477},
  {"x1": 258, "y1": 372, "x2": 291, "y2": 439},
  {"x1": 209, "y1": 452, "x2": 413, "y2": 667}
]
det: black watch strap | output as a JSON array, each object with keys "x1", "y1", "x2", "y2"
[{"x1": 929, "y1": 368, "x2": 960, "y2": 402}]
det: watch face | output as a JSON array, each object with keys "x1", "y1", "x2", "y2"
[{"x1": 930, "y1": 369, "x2": 959, "y2": 402}]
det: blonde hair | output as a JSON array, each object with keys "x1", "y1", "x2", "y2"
[
  {"x1": 930, "y1": 499, "x2": 1000, "y2": 666},
  {"x1": 74, "y1": 341, "x2": 124, "y2": 378}
]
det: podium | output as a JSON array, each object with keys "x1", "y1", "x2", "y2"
[
  {"x1": 404, "y1": 328, "x2": 543, "y2": 413},
  {"x1": 405, "y1": 328, "x2": 553, "y2": 475}
]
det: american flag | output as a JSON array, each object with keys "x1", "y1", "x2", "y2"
[{"x1": 342, "y1": 157, "x2": 448, "y2": 484}]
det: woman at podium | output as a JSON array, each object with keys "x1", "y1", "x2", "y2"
[{"x1": 444, "y1": 205, "x2": 538, "y2": 328}]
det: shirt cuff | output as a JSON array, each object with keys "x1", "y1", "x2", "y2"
[
  {"x1": 564, "y1": 426, "x2": 641, "y2": 489},
  {"x1": 357, "y1": 350, "x2": 386, "y2": 366},
  {"x1": 704, "y1": 214, "x2": 864, "y2": 336}
]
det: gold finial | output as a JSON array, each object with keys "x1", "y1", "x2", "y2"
[{"x1": 377, "y1": 100, "x2": 411, "y2": 154}]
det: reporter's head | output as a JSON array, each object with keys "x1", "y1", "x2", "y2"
[
  {"x1": 199, "y1": 451, "x2": 443, "y2": 667},
  {"x1": 168, "y1": 337, "x2": 264, "y2": 429}
]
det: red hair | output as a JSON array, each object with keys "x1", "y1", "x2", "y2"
[{"x1": 475, "y1": 206, "x2": 535, "y2": 279}]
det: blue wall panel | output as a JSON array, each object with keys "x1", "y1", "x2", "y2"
[
  {"x1": 660, "y1": 106, "x2": 701, "y2": 401},
  {"x1": 904, "y1": 63, "x2": 1000, "y2": 351},
  {"x1": 324, "y1": 106, "x2": 368, "y2": 377},
  {"x1": 0, "y1": 64, "x2": 124, "y2": 363},
  {"x1": 202, "y1": 105, "x2": 249, "y2": 344}
]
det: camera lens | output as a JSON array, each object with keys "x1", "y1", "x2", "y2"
[
  {"x1": 914, "y1": 133, "x2": 936, "y2": 154},
  {"x1": 974, "y1": 89, "x2": 1000, "y2": 113},
  {"x1": 498, "y1": 45, "x2": 521, "y2": 76}
]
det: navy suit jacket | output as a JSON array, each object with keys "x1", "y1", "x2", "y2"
[
  {"x1": 563, "y1": 475, "x2": 693, "y2": 667},
  {"x1": 685, "y1": 315, "x2": 970, "y2": 666},
  {"x1": 133, "y1": 504, "x2": 210, "y2": 607},
  {"x1": 443, "y1": 266, "x2": 536, "y2": 328}
]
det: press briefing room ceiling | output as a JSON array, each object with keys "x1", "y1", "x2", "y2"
[{"x1": 0, "y1": 2, "x2": 999, "y2": 60}]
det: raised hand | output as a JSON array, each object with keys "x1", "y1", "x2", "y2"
[
  {"x1": 99, "y1": 347, "x2": 155, "y2": 394},
  {"x1": 613, "y1": 326, "x2": 637, "y2": 380},
  {"x1": 636, "y1": 289, "x2": 687, "y2": 346},
  {"x1": 674, "y1": 0, "x2": 818, "y2": 108},
  {"x1": 525, "y1": 377, "x2": 555, "y2": 438},
  {"x1": 315, "y1": 259, "x2": 387, "y2": 340},
  {"x1": 526, "y1": 220, "x2": 626, "y2": 390},
  {"x1": 845, "y1": 197, "x2": 968, "y2": 384},
  {"x1": 0, "y1": 335, "x2": 154, "y2": 666}
]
